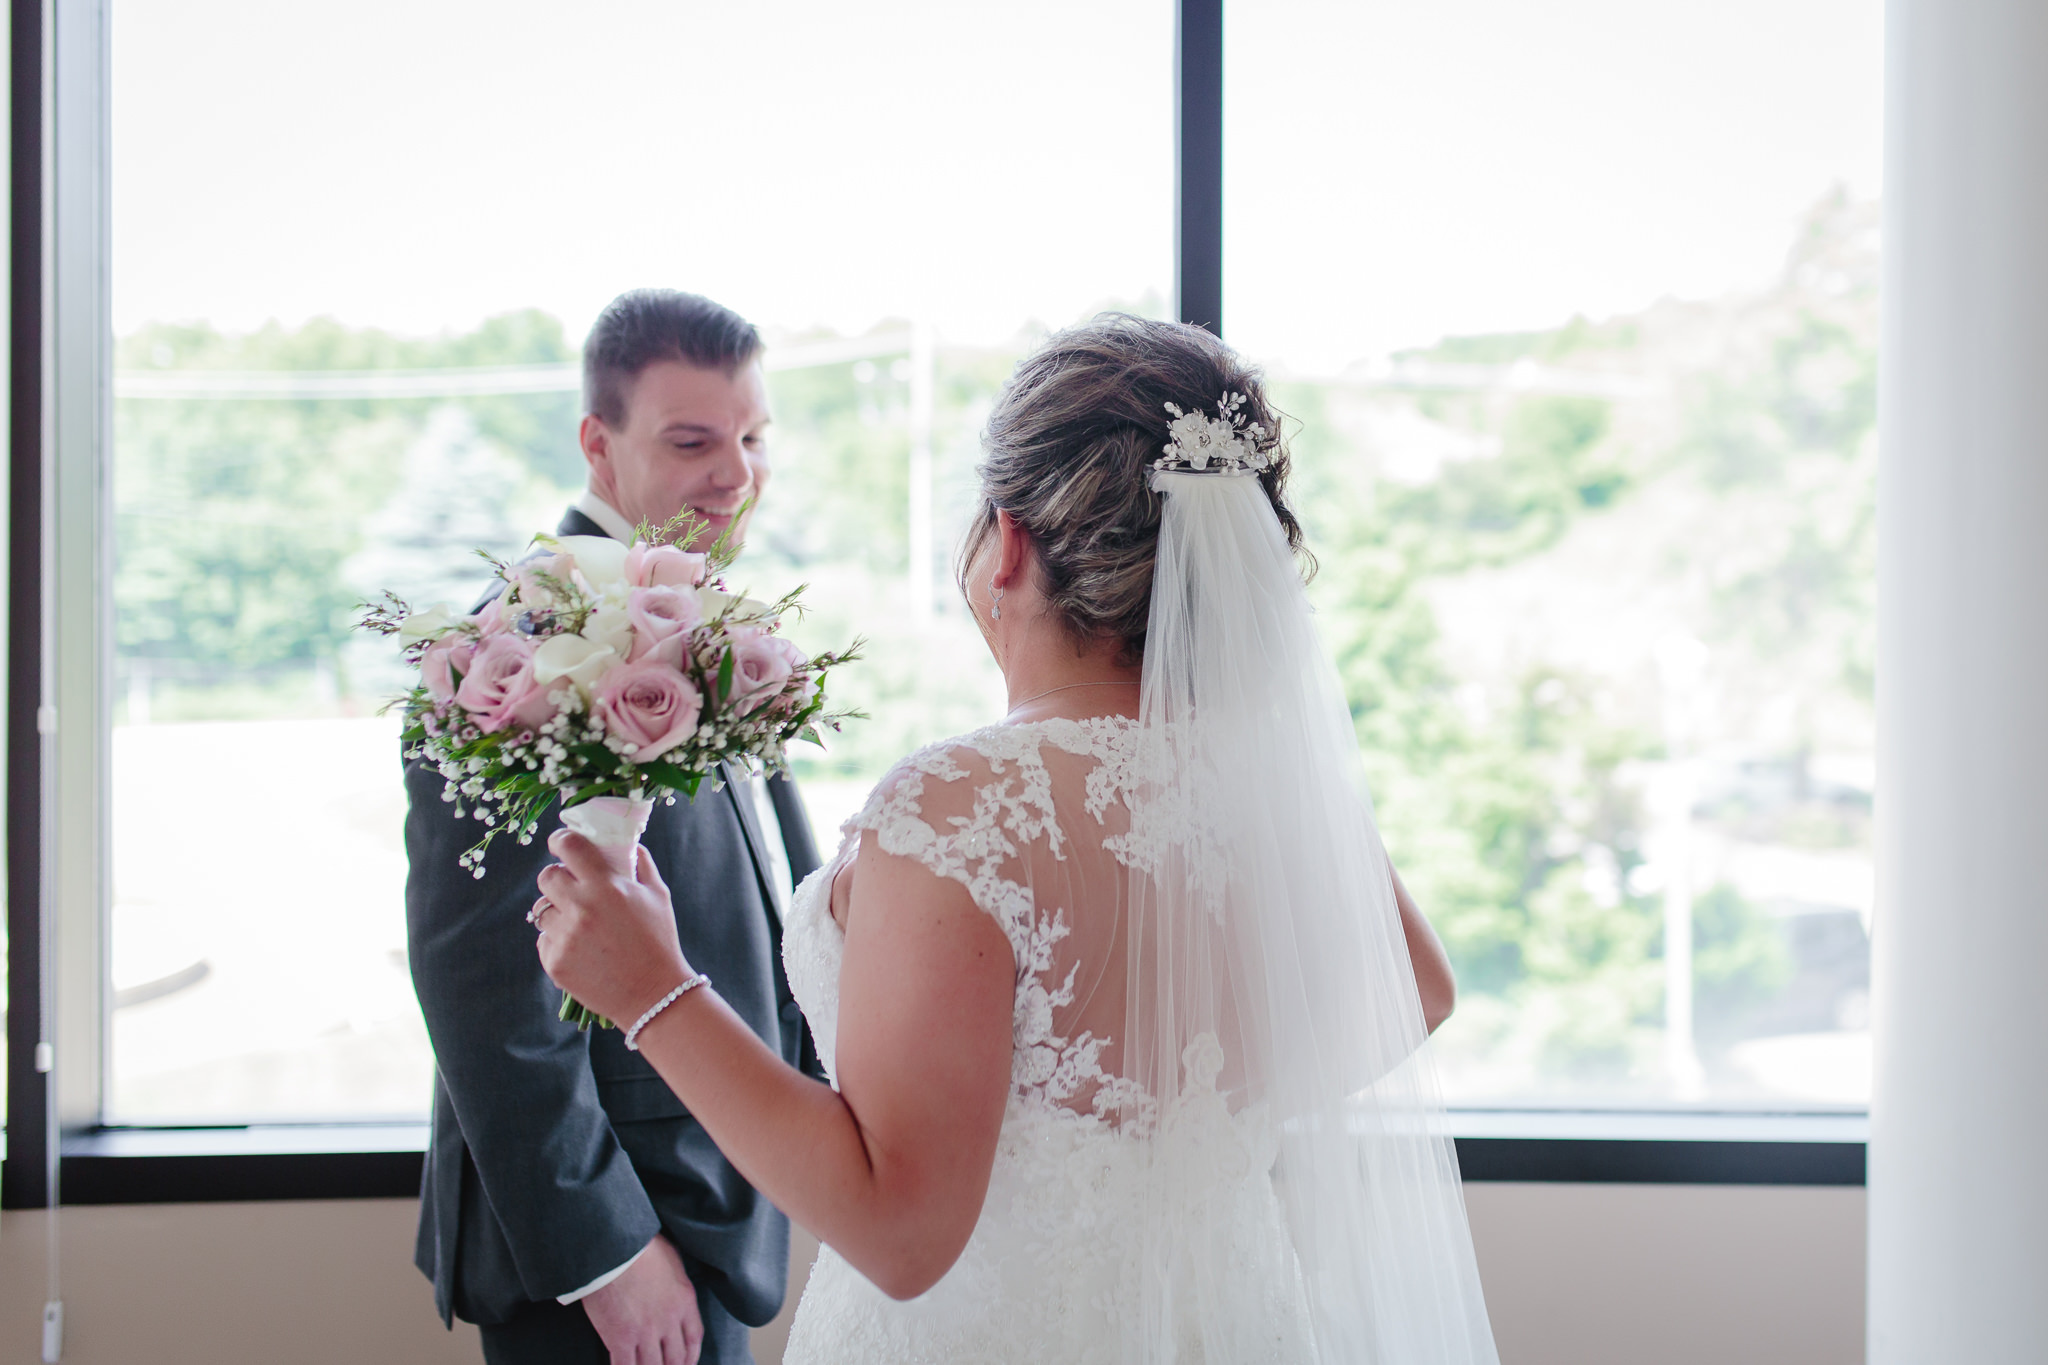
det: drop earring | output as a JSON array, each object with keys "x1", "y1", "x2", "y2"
[{"x1": 990, "y1": 578, "x2": 1004, "y2": 620}]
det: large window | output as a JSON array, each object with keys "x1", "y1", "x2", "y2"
[
  {"x1": 10, "y1": 0, "x2": 1880, "y2": 1158},
  {"x1": 105, "y1": 0, "x2": 1172, "y2": 1124},
  {"x1": 1229, "y1": 0, "x2": 1881, "y2": 1108}
]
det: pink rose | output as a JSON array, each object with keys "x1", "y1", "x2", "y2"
[
  {"x1": 593, "y1": 660, "x2": 703, "y2": 761},
  {"x1": 510, "y1": 553, "x2": 574, "y2": 609},
  {"x1": 724, "y1": 628, "x2": 802, "y2": 716},
  {"x1": 625, "y1": 542, "x2": 709, "y2": 589},
  {"x1": 453, "y1": 635, "x2": 557, "y2": 733},
  {"x1": 627, "y1": 586, "x2": 704, "y2": 667},
  {"x1": 767, "y1": 639, "x2": 814, "y2": 711},
  {"x1": 469, "y1": 596, "x2": 508, "y2": 636},
  {"x1": 420, "y1": 634, "x2": 476, "y2": 704}
]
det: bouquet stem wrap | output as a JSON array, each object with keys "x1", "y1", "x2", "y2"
[{"x1": 555, "y1": 795, "x2": 655, "y2": 1029}]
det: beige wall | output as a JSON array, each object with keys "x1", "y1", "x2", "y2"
[
  {"x1": 0, "y1": 1184, "x2": 1862, "y2": 1364},
  {"x1": 1466, "y1": 1183, "x2": 1865, "y2": 1365},
  {"x1": 0, "y1": 1200, "x2": 479, "y2": 1365}
]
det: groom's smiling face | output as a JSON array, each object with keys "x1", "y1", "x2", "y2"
[{"x1": 579, "y1": 357, "x2": 773, "y2": 550}]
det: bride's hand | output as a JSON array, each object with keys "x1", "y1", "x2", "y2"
[{"x1": 534, "y1": 830, "x2": 693, "y2": 1028}]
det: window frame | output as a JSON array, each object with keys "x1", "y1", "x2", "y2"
[
  {"x1": 5, "y1": 0, "x2": 110, "y2": 1211},
  {"x1": 3, "y1": 0, "x2": 1871, "y2": 1210},
  {"x1": 2, "y1": 0, "x2": 50, "y2": 1213}
]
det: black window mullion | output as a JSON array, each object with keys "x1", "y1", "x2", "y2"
[
  {"x1": 1176, "y1": 0, "x2": 1223, "y2": 335},
  {"x1": 3, "y1": 0, "x2": 50, "y2": 1213}
]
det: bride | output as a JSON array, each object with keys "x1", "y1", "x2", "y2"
[{"x1": 533, "y1": 315, "x2": 1501, "y2": 1363}]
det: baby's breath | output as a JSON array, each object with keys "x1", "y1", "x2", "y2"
[{"x1": 363, "y1": 522, "x2": 862, "y2": 877}]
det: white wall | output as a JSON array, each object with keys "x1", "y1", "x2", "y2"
[
  {"x1": 1872, "y1": 0, "x2": 2048, "y2": 1358},
  {"x1": 0, "y1": 1185, "x2": 1863, "y2": 1364}
]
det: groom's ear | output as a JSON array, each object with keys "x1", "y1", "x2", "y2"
[{"x1": 578, "y1": 413, "x2": 612, "y2": 476}]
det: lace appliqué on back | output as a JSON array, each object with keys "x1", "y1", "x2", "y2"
[
  {"x1": 849, "y1": 717, "x2": 1150, "y2": 1123},
  {"x1": 1103, "y1": 721, "x2": 1232, "y2": 920}
]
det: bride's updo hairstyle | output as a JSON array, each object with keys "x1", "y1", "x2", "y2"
[{"x1": 959, "y1": 313, "x2": 1306, "y2": 665}]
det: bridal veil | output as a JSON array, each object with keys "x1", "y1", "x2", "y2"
[{"x1": 1122, "y1": 461, "x2": 1500, "y2": 1363}]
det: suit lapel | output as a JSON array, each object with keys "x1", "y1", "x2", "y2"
[
  {"x1": 720, "y1": 763, "x2": 783, "y2": 922},
  {"x1": 766, "y1": 771, "x2": 821, "y2": 884},
  {"x1": 555, "y1": 506, "x2": 608, "y2": 539}
]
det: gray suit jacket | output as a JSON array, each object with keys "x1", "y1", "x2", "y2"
[{"x1": 406, "y1": 507, "x2": 823, "y2": 1337}]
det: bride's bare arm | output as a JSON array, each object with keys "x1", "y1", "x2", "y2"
[
  {"x1": 1391, "y1": 866, "x2": 1456, "y2": 1033},
  {"x1": 536, "y1": 828, "x2": 1014, "y2": 1302}
]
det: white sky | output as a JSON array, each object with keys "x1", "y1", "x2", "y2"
[
  {"x1": 1226, "y1": 0, "x2": 1883, "y2": 368},
  {"x1": 112, "y1": 0, "x2": 1880, "y2": 373}
]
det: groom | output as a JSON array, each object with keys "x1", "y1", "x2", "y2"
[{"x1": 406, "y1": 289, "x2": 821, "y2": 1365}]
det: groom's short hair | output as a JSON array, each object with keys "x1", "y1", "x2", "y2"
[{"x1": 583, "y1": 289, "x2": 763, "y2": 426}]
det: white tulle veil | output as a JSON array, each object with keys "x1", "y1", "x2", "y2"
[{"x1": 1121, "y1": 460, "x2": 1500, "y2": 1362}]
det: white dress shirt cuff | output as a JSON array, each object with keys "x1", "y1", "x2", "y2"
[{"x1": 556, "y1": 1241, "x2": 649, "y2": 1305}]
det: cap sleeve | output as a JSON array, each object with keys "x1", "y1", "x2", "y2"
[{"x1": 846, "y1": 737, "x2": 1048, "y2": 968}]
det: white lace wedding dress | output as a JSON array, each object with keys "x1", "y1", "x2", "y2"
[{"x1": 778, "y1": 715, "x2": 1318, "y2": 1363}]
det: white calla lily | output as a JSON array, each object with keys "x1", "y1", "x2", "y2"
[
  {"x1": 554, "y1": 535, "x2": 630, "y2": 587},
  {"x1": 698, "y1": 589, "x2": 771, "y2": 623},
  {"x1": 398, "y1": 603, "x2": 459, "y2": 645},
  {"x1": 581, "y1": 607, "x2": 636, "y2": 660},
  {"x1": 532, "y1": 633, "x2": 618, "y2": 687}
]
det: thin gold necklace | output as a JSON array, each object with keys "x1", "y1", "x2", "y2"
[{"x1": 1005, "y1": 680, "x2": 1138, "y2": 715}]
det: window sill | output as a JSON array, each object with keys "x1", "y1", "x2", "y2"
[
  {"x1": 1448, "y1": 1110, "x2": 1866, "y2": 1185},
  {"x1": 56, "y1": 1124, "x2": 428, "y2": 1205},
  {"x1": 12, "y1": 1110, "x2": 1867, "y2": 1206}
]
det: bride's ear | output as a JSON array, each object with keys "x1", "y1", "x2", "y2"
[{"x1": 992, "y1": 510, "x2": 1033, "y2": 593}]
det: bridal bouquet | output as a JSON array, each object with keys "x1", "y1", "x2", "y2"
[{"x1": 361, "y1": 513, "x2": 857, "y2": 1028}]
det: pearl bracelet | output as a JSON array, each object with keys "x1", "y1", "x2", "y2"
[{"x1": 623, "y1": 973, "x2": 711, "y2": 1052}]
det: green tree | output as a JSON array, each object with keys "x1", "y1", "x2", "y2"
[{"x1": 1281, "y1": 192, "x2": 1876, "y2": 1087}]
